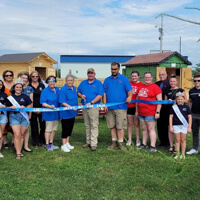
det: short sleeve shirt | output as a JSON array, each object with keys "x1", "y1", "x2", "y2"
[
  {"x1": 23, "y1": 86, "x2": 34, "y2": 97},
  {"x1": 0, "y1": 92, "x2": 7, "y2": 105},
  {"x1": 137, "y1": 83, "x2": 162, "y2": 116},
  {"x1": 77, "y1": 78, "x2": 104, "y2": 105},
  {"x1": 6, "y1": 93, "x2": 32, "y2": 107},
  {"x1": 189, "y1": 87, "x2": 200, "y2": 114},
  {"x1": 40, "y1": 86, "x2": 60, "y2": 121},
  {"x1": 103, "y1": 73, "x2": 132, "y2": 110},
  {"x1": 59, "y1": 84, "x2": 78, "y2": 119},
  {"x1": 170, "y1": 104, "x2": 192, "y2": 125},
  {"x1": 128, "y1": 81, "x2": 144, "y2": 108}
]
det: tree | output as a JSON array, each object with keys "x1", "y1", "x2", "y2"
[{"x1": 192, "y1": 62, "x2": 200, "y2": 76}]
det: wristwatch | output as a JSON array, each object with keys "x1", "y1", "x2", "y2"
[
  {"x1": 156, "y1": 112, "x2": 160, "y2": 114},
  {"x1": 90, "y1": 102, "x2": 93, "y2": 105}
]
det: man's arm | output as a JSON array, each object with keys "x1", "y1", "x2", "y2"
[{"x1": 125, "y1": 90, "x2": 132, "y2": 103}]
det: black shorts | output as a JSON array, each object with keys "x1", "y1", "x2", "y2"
[{"x1": 127, "y1": 107, "x2": 136, "y2": 116}]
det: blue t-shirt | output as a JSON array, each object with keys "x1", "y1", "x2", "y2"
[
  {"x1": 23, "y1": 86, "x2": 34, "y2": 97},
  {"x1": 77, "y1": 78, "x2": 104, "y2": 105},
  {"x1": 103, "y1": 73, "x2": 132, "y2": 110},
  {"x1": 59, "y1": 84, "x2": 78, "y2": 119},
  {"x1": 170, "y1": 104, "x2": 192, "y2": 125},
  {"x1": 40, "y1": 86, "x2": 60, "y2": 121}
]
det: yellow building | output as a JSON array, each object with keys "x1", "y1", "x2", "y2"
[{"x1": 0, "y1": 52, "x2": 57, "y2": 79}]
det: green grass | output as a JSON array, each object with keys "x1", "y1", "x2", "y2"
[{"x1": 1, "y1": 117, "x2": 200, "y2": 200}]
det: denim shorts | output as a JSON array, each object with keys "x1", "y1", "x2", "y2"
[
  {"x1": 0, "y1": 113, "x2": 8, "y2": 124},
  {"x1": 138, "y1": 115, "x2": 155, "y2": 122},
  {"x1": 9, "y1": 112, "x2": 29, "y2": 127}
]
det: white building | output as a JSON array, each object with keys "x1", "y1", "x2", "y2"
[{"x1": 60, "y1": 55, "x2": 134, "y2": 79}]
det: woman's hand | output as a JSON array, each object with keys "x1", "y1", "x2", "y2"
[
  {"x1": 104, "y1": 107, "x2": 108, "y2": 113},
  {"x1": 155, "y1": 113, "x2": 160, "y2": 119},
  {"x1": 187, "y1": 127, "x2": 191, "y2": 133},
  {"x1": 169, "y1": 126, "x2": 174, "y2": 133},
  {"x1": 20, "y1": 106, "x2": 25, "y2": 109},
  {"x1": 11, "y1": 106, "x2": 16, "y2": 109},
  {"x1": 0, "y1": 104, "x2": 5, "y2": 108}
]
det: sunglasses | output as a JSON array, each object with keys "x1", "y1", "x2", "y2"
[
  {"x1": 87, "y1": 72, "x2": 94, "y2": 74},
  {"x1": 5, "y1": 74, "x2": 13, "y2": 77},
  {"x1": 32, "y1": 76, "x2": 39, "y2": 78},
  {"x1": 194, "y1": 80, "x2": 200, "y2": 82}
]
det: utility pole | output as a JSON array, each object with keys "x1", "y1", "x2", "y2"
[
  {"x1": 155, "y1": 14, "x2": 164, "y2": 53},
  {"x1": 179, "y1": 36, "x2": 181, "y2": 54}
]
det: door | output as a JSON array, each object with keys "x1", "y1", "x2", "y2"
[
  {"x1": 181, "y1": 68, "x2": 192, "y2": 94},
  {"x1": 156, "y1": 67, "x2": 166, "y2": 81}
]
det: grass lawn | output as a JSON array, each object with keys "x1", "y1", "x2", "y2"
[{"x1": 1, "y1": 117, "x2": 200, "y2": 200}]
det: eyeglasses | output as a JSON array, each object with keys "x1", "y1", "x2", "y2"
[
  {"x1": 111, "y1": 68, "x2": 118, "y2": 71},
  {"x1": 87, "y1": 72, "x2": 94, "y2": 74},
  {"x1": 5, "y1": 74, "x2": 13, "y2": 77},
  {"x1": 194, "y1": 80, "x2": 200, "y2": 82},
  {"x1": 32, "y1": 76, "x2": 39, "y2": 78}
]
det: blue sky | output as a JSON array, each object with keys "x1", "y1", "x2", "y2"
[{"x1": 0, "y1": 0, "x2": 199, "y2": 67}]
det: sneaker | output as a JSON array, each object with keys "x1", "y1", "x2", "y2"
[
  {"x1": 82, "y1": 143, "x2": 90, "y2": 148},
  {"x1": 66, "y1": 143, "x2": 74, "y2": 150},
  {"x1": 61, "y1": 144, "x2": 70, "y2": 152},
  {"x1": 126, "y1": 140, "x2": 132, "y2": 146},
  {"x1": 146, "y1": 146, "x2": 157, "y2": 152},
  {"x1": 186, "y1": 149, "x2": 198, "y2": 155},
  {"x1": 107, "y1": 141, "x2": 117, "y2": 150},
  {"x1": 91, "y1": 146, "x2": 97, "y2": 151},
  {"x1": 174, "y1": 155, "x2": 179, "y2": 159},
  {"x1": 46, "y1": 144, "x2": 53, "y2": 151},
  {"x1": 136, "y1": 140, "x2": 141, "y2": 147},
  {"x1": 137, "y1": 144, "x2": 147, "y2": 149},
  {"x1": 51, "y1": 143, "x2": 59, "y2": 150},
  {"x1": 180, "y1": 155, "x2": 185, "y2": 159},
  {"x1": 4, "y1": 143, "x2": 9, "y2": 149},
  {"x1": 0, "y1": 152, "x2": 4, "y2": 158}
]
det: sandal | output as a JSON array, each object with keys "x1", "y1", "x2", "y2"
[
  {"x1": 20, "y1": 153, "x2": 24, "y2": 157},
  {"x1": 168, "y1": 146, "x2": 176, "y2": 153},
  {"x1": 16, "y1": 154, "x2": 21, "y2": 159}
]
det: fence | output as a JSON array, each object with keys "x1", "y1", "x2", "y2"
[{"x1": 56, "y1": 78, "x2": 105, "y2": 88}]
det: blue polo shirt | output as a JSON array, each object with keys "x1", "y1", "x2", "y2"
[
  {"x1": 77, "y1": 78, "x2": 104, "y2": 105},
  {"x1": 59, "y1": 84, "x2": 78, "y2": 119},
  {"x1": 40, "y1": 86, "x2": 60, "y2": 121},
  {"x1": 103, "y1": 73, "x2": 132, "y2": 110}
]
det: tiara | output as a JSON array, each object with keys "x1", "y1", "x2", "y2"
[
  {"x1": 175, "y1": 91, "x2": 184, "y2": 97},
  {"x1": 14, "y1": 77, "x2": 24, "y2": 85}
]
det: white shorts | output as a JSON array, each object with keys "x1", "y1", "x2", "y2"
[{"x1": 173, "y1": 125, "x2": 187, "y2": 134}]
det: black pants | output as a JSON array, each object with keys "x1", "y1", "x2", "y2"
[
  {"x1": 61, "y1": 118, "x2": 75, "y2": 139},
  {"x1": 31, "y1": 113, "x2": 45, "y2": 146},
  {"x1": 157, "y1": 106, "x2": 169, "y2": 146},
  {"x1": 192, "y1": 114, "x2": 200, "y2": 150}
]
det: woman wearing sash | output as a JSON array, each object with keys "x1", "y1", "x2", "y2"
[
  {"x1": 40, "y1": 76, "x2": 59, "y2": 151},
  {"x1": 2, "y1": 70, "x2": 14, "y2": 149},
  {"x1": 164, "y1": 75, "x2": 187, "y2": 153},
  {"x1": 169, "y1": 92, "x2": 192, "y2": 159},
  {"x1": 18, "y1": 71, "x2": 34, "y2": 152},
  {"x1": 0, "y1": 77, "x2": 8, "y2": 158},
  {"x1": 6, "y1": 78, "x2": 32, "y2": 159}
]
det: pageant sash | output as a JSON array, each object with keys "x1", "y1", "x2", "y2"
[
  {"x1": 7, "y1": 96, "x2": 29, "y2": 123},
  {"x1": 172, "y1": 104, "x2": 188, "y2": 127}
]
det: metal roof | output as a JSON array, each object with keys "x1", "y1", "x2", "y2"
[
  {"x1": 122, "y1": 51, "x2": 192, "y2": 66},
  {"x1": 0, "y1": 52, "x2": 57, "y2": 63},
  {"x1": 60, "y1": 55, "x2": 134, "y2": 63}
]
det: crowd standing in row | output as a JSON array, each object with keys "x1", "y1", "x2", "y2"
[{"x1": 0, "y1": 63, "x2": 200, "y2": 160}]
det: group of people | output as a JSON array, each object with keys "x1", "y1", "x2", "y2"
[{"x1": 0, "y1": 62, "x2": 200, "y2": 160}]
